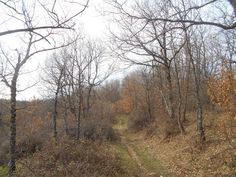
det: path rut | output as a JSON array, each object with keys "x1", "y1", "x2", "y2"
[{"x1": 116, "y1": 118, "x2": 159, "y2": 177}]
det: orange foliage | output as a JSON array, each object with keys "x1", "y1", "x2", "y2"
[
  {"x1": 120, "y1": 90, "x2": 133, "y2": 114},
  {"x1": 16, "y1": 100, "x2": 50, "y2": 137},
  {"x1": 120, "y1": 75, "x2": 145, "y2": 114},
  {"x1": 208, "y1": 69, "x2": 236, "y2": 145},
  {"x1": 208, "y1": 69, "x2": 236, "y2": 116}
]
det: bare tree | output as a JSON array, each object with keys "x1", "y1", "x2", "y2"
[
  {"x1": 83, "y1": 40, "x2": 112, "y2": 116},
  {"x1": 108, "y1": 0, "x2": 235, "y2": 141},
  {"x1": 0, "y1": 0, "x2": 89, "y2": 37},
  {"x1": 107, "y1": 0, "x2": 235, "y2": 30},
  {"x1": 140, "y1": 69, "x2": 155, "y2": 123},
  {"x1": 0, "y1": 32, "x2": 73, "y2": 176},
  {"x1": 0, "y1": 1, "x2": 89, "y2": 175},
  {"x1": 55, "y1": 38, "x2": 111, "y2": 140},
  {"x1": 43, "y1": 52, "x2": 67, "y2": 140},
  {"x1": 109, "y1": 0, "x2": 186, "y2": 132}
]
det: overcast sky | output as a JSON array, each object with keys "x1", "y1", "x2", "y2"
[
  {"x1": 0, "y1": 0, "x2": 234, "y2": 100},
  {"x1": 0, "y1": 0, "x2": 118, "y2": 100}
]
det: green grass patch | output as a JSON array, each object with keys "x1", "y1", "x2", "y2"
[
  {"x1": 113, "y1": 114, "x2": 174, "y2": 176},
  {"x1": 113, "y1": 115, "x2": 128, "y2": 130},
  {"x1": 0, "y1": 166, "x2": 8, "y2": 177},
  {"x1": 109, "y1": 142, "x2": 140, "y2": 177},
  {"x1": 131, "y1": 144, "x2": 174, "y2": 177}
]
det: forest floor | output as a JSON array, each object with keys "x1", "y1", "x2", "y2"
[
  {"x1": 110, "y1": 115, "x2": 173, "y2": 177},
  {"x1": 111, "y1": 113, "x2": 236, "y2": 177},
  {"x1": 122, "y1": 112, "x2": 236, "y2": 177},
  {"x1": 1, "y1": 113, "x2": 235, "y2": 177}
]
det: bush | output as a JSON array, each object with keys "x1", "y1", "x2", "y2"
[
  {"x1": 64, "y1": 119, "x2": 117, "y2": 141},
  {"x1": 0, "y1": 166, "x2": 8, "y2": 177},
  {"x1": 73, "y1": 100, "x2": 118, "y2": 141},
  {"x1": 16, "y1": 137, "x2": 124, "y2": 177},
  {"x1": 0, "y1": 139, "x2": 9, "y2": 165},
  {"x1": 128, "y1": 109, "x2": 149, "y2": 132},
  {"x1": 161, "y1": 119, "x2": 180, "y2": 139},
  {"x1": 0, "y1": 124, "x2": 9, "y2": 165},
  {"x1": 81, "y1": 119, "x2": 117, "y2": 141},
  {"x1": 142, "y1": 110, "x2": 180, "y2": 140},
  {"x1": 16, "y1": 134, "x2": 43, "y2": 158}
]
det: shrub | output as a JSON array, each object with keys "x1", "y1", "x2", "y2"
[
  {"x1": 16, "y1": 134, "x2": 43, "y2": 158},
  {"x1": 81, "y1": 119, "x2": 117, "y2": 141},
  {"x1": 16, "y1": 137, "x2": 124, "y2": 177},
  {"x1": 0, "y1": 166, "x2": 8, "y2": 177},
  {"x1": 0, "y1": 124, "x2": 9, "y2": 165},
  {"x1": 161, "y1": 119, "x2": 180, "y2": 139},
  {"x1": 128, "y1": 109, "x2": 149, "y2": 132},
  {"x1": 0, "y1": 139, "x2": 9, "y2": 165},
  {"x1": 149, "y1": 110, "x2": 180, "y2": 140}
]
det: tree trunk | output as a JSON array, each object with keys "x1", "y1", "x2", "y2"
[
  {"x1": 196, "y1": 98, "x2": 205, "y2": 142},
  {"x1": 61, "y1": 88, "x2": 69, "y2": 135},
  {"x1": 191, "y1": 50, "x2": 205, "y2": 143},
  {"x1": 53, "y1": 92, "x2": 58, "y2": 140},
  {"x1": 76, "y1": 104, "x2": 81, "y2": 140},
  {"x1": 185, "y1": 31, "x2": 206, "y2": 143},
  {"x1": 165, "y1": 66, "x2": 175, "y2": 121},
  {"x1": 146, "y1": 90, "x2": 152, "y2": 122},
  {"x1": 76, "y1": 90, "x2": 83, "y2": 140},
  {"x1": 174, "y1": 59, "x2": 185, "y2": 134},
  {"x1": 162, "y1": 28, "x2": 176, "y2": 122},
  {"x1": 63, "y1": 107, "x2": 69, "y2": 135},
  {"x1": 9, "y1": 71, "x2": 19, "y2": 176},
  {"x1": 182, "y1": 57, "x2": 191, "y2": 122}
]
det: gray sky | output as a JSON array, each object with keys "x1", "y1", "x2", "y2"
[
  {"x1": 0, "y1": 0, "x2": 114, "y2": 100},
  {"x1": 0, "y1": 0, "x2": 234, "y2": 100}
]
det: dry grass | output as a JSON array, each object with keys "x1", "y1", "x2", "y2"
[
  {"x1": 114, "y1": 115, "x2": 173, "y2": 177},
  {"x1": 16, "y1": 137, "x2": 124, "y2": 177},
  {"x1": 138, "y1": 112, "x2": 236, "y2": 177}
]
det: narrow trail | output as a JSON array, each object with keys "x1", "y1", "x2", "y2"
[
  {"x1": 115, "y1": 117, "x2": 159, "y2": 177},
  {"x1": 120, "y1": 135, "x2": 156, "y2": 177}
]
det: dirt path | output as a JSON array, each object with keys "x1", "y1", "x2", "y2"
[
  {"x1": 120, "y1": 135, "x2": 157, "y2": 177},
  {"x1": 114, "y1": 116, "x2": 163, "y2": 177}
]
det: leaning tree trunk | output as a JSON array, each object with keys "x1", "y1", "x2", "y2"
[
  {"x1": 191, "y1": 59, "x2": 205, "y2": 142},
  {"x1": 174, "y1": 58, "x2": 185, "y2": 134},
  {"x1": 163, "y1": 29, "x2": 176, "y2": 122},
  {"x1": 185, "y1": 31, "x2": 206, "y2": 143},
  {"x1": 182, "y1": 58, "x2": 191, "y2": 122}
]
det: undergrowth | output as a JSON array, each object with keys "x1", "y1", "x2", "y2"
[
  {"x1": 109, "y1": 143, "x2": 140, "y2": 177},
  {"x1": 130, "y1": 143, "x2": 173, "y2": 177},
  {"x1": 0, "y1": 166, "x2": 8, "y2": 177},
  {"x1": 16, "y1": 137, "x2": 124, "y2": 177},
  {"x1": 139, "y1": 111, "x2": 236, "y2": 177}
]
